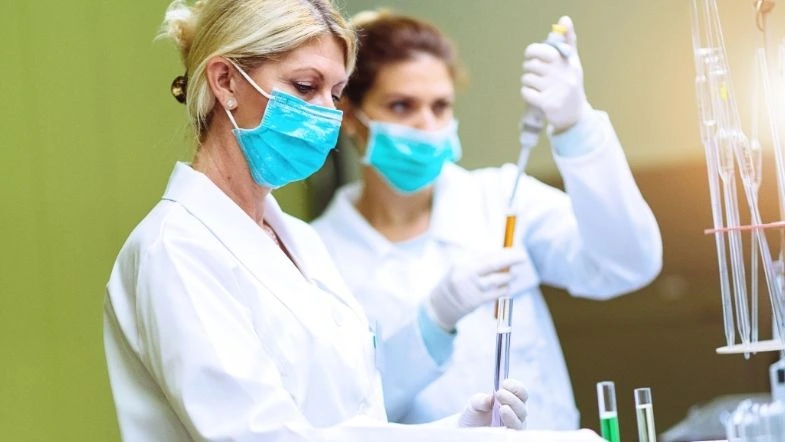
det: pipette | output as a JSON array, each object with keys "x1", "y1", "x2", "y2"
[
  {"x1": 751, "y1": 52, "x2": 763, "y2": 344},
  {"x1": 507, "y1": 24, "x2": 571, "y2": 209},
  {"x1": 690, "y1": 0, "x2": 735, "y2": 347},
  {"x1": 490, "y1": 23, "x2": 570, "y2": 427},
  {"x1": 692, "y1": 0, "x2": 785, "y2": 354},
  {"x1": 754, "y1": 45, "x2": 785, "y2": 340}
]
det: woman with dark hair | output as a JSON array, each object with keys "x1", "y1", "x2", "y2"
[{"x1": 313, "y1": 9, "x2": 662, "y2": 430}]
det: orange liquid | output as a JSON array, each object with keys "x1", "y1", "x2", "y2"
[{"x1": 495, "y1": 215, "x2": 518, "y2": 317}]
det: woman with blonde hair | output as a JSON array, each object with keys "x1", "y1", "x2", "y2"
[{"x1": 99, "y1": 1, "x2": 596, "y2": 441}]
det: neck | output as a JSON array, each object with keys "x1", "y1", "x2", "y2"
[
  {"x1": 355, "y1": 166, "x2": 433, "y2": 242},
  {"x1": 193, "y1": 125, "x2": 269, "y2": 226}
]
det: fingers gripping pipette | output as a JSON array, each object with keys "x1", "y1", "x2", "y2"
[
  {"x1": 490, "y1": 23, "x2": 571, "y2": 428},
  {"x1": 508, "y1": 25, "x2": 572, "y2": 208}
]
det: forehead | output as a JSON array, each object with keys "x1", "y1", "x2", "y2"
[
  {"x1": 276, "y1": 36, "x2": 349, "y2": 80},
  {"x1": 369, "y1": 53, "x2": 454, "y2": 99}
]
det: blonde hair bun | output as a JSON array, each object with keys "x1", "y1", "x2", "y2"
[{"x1": 159, "y1": 0, "x2": 205, "y2": 61}]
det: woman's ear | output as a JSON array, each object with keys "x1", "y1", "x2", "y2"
[{"x1": 205, "y1": 57, "x2": 239, "y2": 110}]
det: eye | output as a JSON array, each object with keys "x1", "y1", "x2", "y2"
[
  {"x1": 331, "y1": 94, "x2": 341, "y2": 104},
  {"x1": 432, "y1": 100, "x2": 452, "y2": 116},
  {"x1": 292, "y1": 82, "x2": 315, "y2": 96},
  {"x1": 388, "y1": 100, "x2": 411, "y2": 115}
]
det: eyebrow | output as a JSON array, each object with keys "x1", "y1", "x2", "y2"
[
  {"x1": 289, "y1": 67, "x2": 324, "y2": 79},
  {"x1": 288, "y1": 67, "x2": 348, "y2": 87},
  {"x1": 381, "y1": 93, "x2": 453, "y2": 101}
]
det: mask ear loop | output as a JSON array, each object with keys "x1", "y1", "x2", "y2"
[
  {"x1": 353, "y1": 109, "x2": 372, "y2": 127},
  {"x1": 351, "y1": 109, "x2": 375, "y2": 164},
  {"x1": 222, "y1": 58, "x2": 274, "y2": 130},
  {"x1": 225, "y1": 58, "x2": 272, "y2": 99},
  {"x1": 224, "y1": 106, "x2": 241, "y2": 130}
]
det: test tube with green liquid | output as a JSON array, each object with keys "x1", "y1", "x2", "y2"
[
  {"x1": 597, "y1": 381, "x2": 620, "y2": 442},
  {"x1": 634, "y1": 388, "x2": 656, "y2": 442}
]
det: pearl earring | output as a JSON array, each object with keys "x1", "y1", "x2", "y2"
[{"x1": 226, "y1": 98, "x2": 237, "y2": 110}]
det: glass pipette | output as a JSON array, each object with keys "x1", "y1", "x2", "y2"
[
  {"x1": 695, "y1": 71, "x2": 735, "y2": 347},
  {"x1": 715, "y1": 126, "x2": 750, "y2": 349},
  {"x1": 705, "y1": 46, "x2": 750, "y2": 349},
  {"x1": 751, "y1": 138, "x2": 762, "y2": 344},
  {"x1": 752, "y1": 48, "x2": 785, "y2": 339},
  {"x1": 776, "y1": 39, "x2": 785, "y2": 327},
  {"x1": 490, "y1": 23, "x2": 570, "y2": 427},
  {"x1": 751, "y1": 52, "x2": 763, "y2": 344},
  {"x1": 701, "y1": 22, "x2": 750, "y2": 348},
  {"x1": 690, "y1": 0, "x2": 735, "y2": 346}
]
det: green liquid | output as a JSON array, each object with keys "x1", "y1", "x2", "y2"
[{"x1": 600, "y1": 414, "x2": 620, "y2": 442}]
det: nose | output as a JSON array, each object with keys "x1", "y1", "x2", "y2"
[
  {"x1": 413, "y1": 108, "x2": 439, "y2": 131},
  {"x1": 313, "y1": 91, "x2": 337, "y2": 109}
]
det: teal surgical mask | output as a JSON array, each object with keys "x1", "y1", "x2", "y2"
[
  {"x1": 356, "y1": 111, "x2": 462, "y2": 194},
  {"x1": 224, "y1": 61, "x2": 342, "y2": 189}
]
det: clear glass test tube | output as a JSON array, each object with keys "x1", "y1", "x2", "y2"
[
  {"x1": 490, "y1": 295, "x2": 513, "y2": 427},
  {"x1": 634, "y1": 388, "x2": 656, "y2": 442},
  {"x1": 597, "y1": 381, "x2": 620, "y2": 442}
]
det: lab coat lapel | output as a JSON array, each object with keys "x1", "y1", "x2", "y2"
[
  {"x1": 263, "y1": 195, "x2": 368, "y2": 319},
  {"x1": 430, "y1": 164, "x2": 498, "y2": 249},
  {"x1": 161, "y1": 163, "x2": 330, "y2": 329}
]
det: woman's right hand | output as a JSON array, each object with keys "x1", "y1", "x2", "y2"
[
  {"x1": 424, "y1": 248, "x2": 527, "y2": 332},
  {"x1": 457, "y1": 378, "x2": 528, "y2": 430}
]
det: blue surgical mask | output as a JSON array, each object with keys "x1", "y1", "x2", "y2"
[
  {"x1": 224, "y1": 61, "x2": 342, "y2": 189},
  {"x1": 357, "y1": 111, "x2": 462, "y2": 194}
]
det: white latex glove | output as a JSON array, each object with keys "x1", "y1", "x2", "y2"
[
  {"x1": 520, "y1": 16, "x2": 592, "y2": 132},
  {"x1": 425, "y1": 248, "x2": 527, "y2": 332},
  {"x1": 457, "y1": 378, "x2": 528, "y2": 430}
]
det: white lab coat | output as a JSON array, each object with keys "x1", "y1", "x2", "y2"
[
  {"x1": 312, "y1": 110, "x2": 663, "y2": 430},
  {"x1": 104, "y1": 162, "x2": 546, "y2": 442}
]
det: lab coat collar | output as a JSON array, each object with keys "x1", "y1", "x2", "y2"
[
  {"x1": 161, "y1": 162, "x2": 366, "y2": 322},
  {"x1": 328, "y1": 163, "x2": 493, "y2": 259},
  {"x1": 328, "y1": 182, "x2": 398, "y2": 259}
]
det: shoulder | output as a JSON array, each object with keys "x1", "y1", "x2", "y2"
[{"x1": 113, "y1": 200, "x2": 235, "y2": 287}]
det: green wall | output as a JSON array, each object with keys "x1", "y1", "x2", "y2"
[
  {"x1": 1, "y1": 2, "x2": 192, "y2": 440},
  {"x1": 1, "y1": 0, "x2": 782, "y2": 440}
]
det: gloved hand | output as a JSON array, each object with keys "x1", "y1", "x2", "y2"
[
  {"x1": 520, "y1": 15, "x2": 592, "y2": 132},
  {"x1": 457, "y1": 378, "x2": 528, "y2": 430},
  {"x1": 424, "y1": 248, "x2": 527, "y2": 332}
]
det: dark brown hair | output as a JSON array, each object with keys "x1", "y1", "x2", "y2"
[{"x1": 344, "y1": 10, "x2": 463, "y2": 105}]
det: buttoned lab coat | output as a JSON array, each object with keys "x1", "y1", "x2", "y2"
[
  {"x1": 313, "y1": 110, "x2": 663, "y2": 430},
  {"x1": 104, "y1": 163, "x2": 532, "y2": 442}
]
